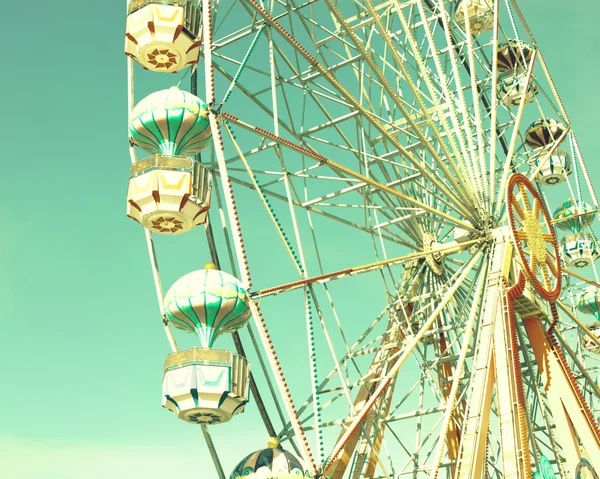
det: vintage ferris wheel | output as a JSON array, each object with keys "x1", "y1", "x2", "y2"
[{"x1": 123, "y1": 0, "x2": 600, "y2": 478}]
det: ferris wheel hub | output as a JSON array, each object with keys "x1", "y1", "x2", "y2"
[{"x1": 423, "y1": 232, "x2": 445, "y2": 275}]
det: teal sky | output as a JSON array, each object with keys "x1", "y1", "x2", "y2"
[{"x1": 1, "y1": 1, "x2": 600, "y2": 478}]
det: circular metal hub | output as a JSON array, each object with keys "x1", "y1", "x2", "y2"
[{"x1": 423, "y1": 232, "x2": 444, "y2": 276}]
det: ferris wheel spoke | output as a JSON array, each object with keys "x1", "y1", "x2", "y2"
[
  {"x1": 539, "y1": 263, "x2": 552, "y2": 289},
  {"x1": 341, "y1": 0, "x2": 479, "y2": 212},
  {"x1": 512, "y1": 200, "x2": 526, "y2": 221},
  {"x1": 323, "y1": 248, "x2": 484, "y2": 474},
  {"x1": 222, "y1": 114, "x2": 477, "y2": 232},
  {"x1": 562, "y1": 267, "x2": 600, "y2": 289},
  {"x1": 516, "y1": 181, "x2": 533, "y2": 213},
  {"x1": 493, "y1": 50, "x2": 538, "y2": 217},
  {"x1": 410, "y1": 0, "x2": 483, "y2": 206},
  {"x1": 542, "y1": 232, "x2": 555, "y2": 244},
  {"x1": 238, "y1": 0, "x2": 479, "y2": 221},
  {"x1": 530, "y1": 254, "x2": 538, "y2": 276},
  {"x1": 545, "y1": 255, "x2": 559, "y2": 279},
  {"x1": 432, "y1": 0, "x2": 487, "y2": 209},
  {"x1": 252, "y1": 240, "x2": 477, "y2": 299},
  {"x1": 457, "y1": 0, "x2": 489, "y2": 208},
  {"x1": 532, "y1": 197, "x2": 541, "y2": 220},
  {"x1": 513, "y1": 229, "x2": 527, "y2": 242},
  {"x1": 386, "y1": 1, "x2": 471, "y2": 192}
]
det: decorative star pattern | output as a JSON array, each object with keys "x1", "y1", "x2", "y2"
[
  {"x1": 146, "y1": 48, "x2": 178, "y2": 70},
  {"x1": 151, "y1": 216, "x2": 185, "y2": 233},
  {"x1": 187, "y1": 412, "x2": 222, "y2": 424}
]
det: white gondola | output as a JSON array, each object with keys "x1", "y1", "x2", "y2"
[
  {"x1": 125, "y1": 0, "x2": 202, "y2": 73},
  {"x1": 560, "y1": 233, "x2": 600, "y2": 268},
  {"x1": 162, "y1": 348, "x2": 250, "y2": 425},
  {"x1": 498, "y1": 73, "x2": 537, "y2": 109},
  {"x1": 454, "y1": 0, "x2": 494, "y2": 35},
  {"x1": 535, "y1": 150, "x2": 572, "y2": 186},
  {"x1": 127, "y1": 155, "x2": 211, "y2": 234}
]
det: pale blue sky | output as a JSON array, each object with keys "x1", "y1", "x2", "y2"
[{"x1": 1, "y1": 1, "x2": 599, "y2": 478}]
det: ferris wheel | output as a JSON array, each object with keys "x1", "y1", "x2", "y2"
[{"x1": 123, "y1": 0, "x2": 600, "y2": 478}]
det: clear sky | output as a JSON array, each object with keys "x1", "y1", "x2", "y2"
[{"x1": 1, "y1": 1, "x2": 599, "y2": 478}]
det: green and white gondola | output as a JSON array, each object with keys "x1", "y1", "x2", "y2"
[
  {"x1": 575, "y1": 458, "x2": 600, "y2": 479},
  {"x1": 161, "y1": 265, "x2": 252, "y2": 424},
  {"x1": 577, "y1": 288, "x2": 600, "y2": 355},
  {"x1": 498, "y1": 73, "x2": 537, "y2": 108},
  {"x1": 454, "y1": 0, "x2": 494, "y2": 36},
  {"x1": 129, "y1": 86, "x2": 212, "y2": 157},
  {"x1": 127, "y1": 87, "x2": 213, "y2": 234},
  {"x1": 535, "y1": 150, "x2": 571, "y2": 186},
  {"x1": 561, "y1": 233, "x2": 599, "y2": 268},
  {"x1": 163, "y1": 266, "x2": 251, "y2": 346},
  {"x1": 553, "y1": 198, "x2": 595, "y2": 233},
  {"x1": 577, "y1": 288, "x2": 600, "y2": 320},
  {"x1": 162, "y1": 348, "x2": 250, "y2": 424}
]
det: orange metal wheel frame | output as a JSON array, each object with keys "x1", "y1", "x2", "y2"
[{"x1": 507, "y1": 173, "x2": 562, "y2": 301}]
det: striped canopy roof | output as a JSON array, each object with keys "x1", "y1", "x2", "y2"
[
  {"x1": 129, "y1": 86, "x2": 212, "y2": 157},
  {"x1": 164, "y1": 268, "x2": 251, "y2": 348},
  {"x1": 497, "y1": 39, "x2": 534, "y2": 72},
  {"x1": 553, "y1": 198, "x2": 595, "y2": 233},
  {"x1": 230, "y1": 446, "x2": 310, "y2": 479},
  {"x1": 577, "y1": 288, "x2": 600, "y2": 320},
  {"x1": 524, "y1": 118, "x2": 567, "y2": 149}
]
